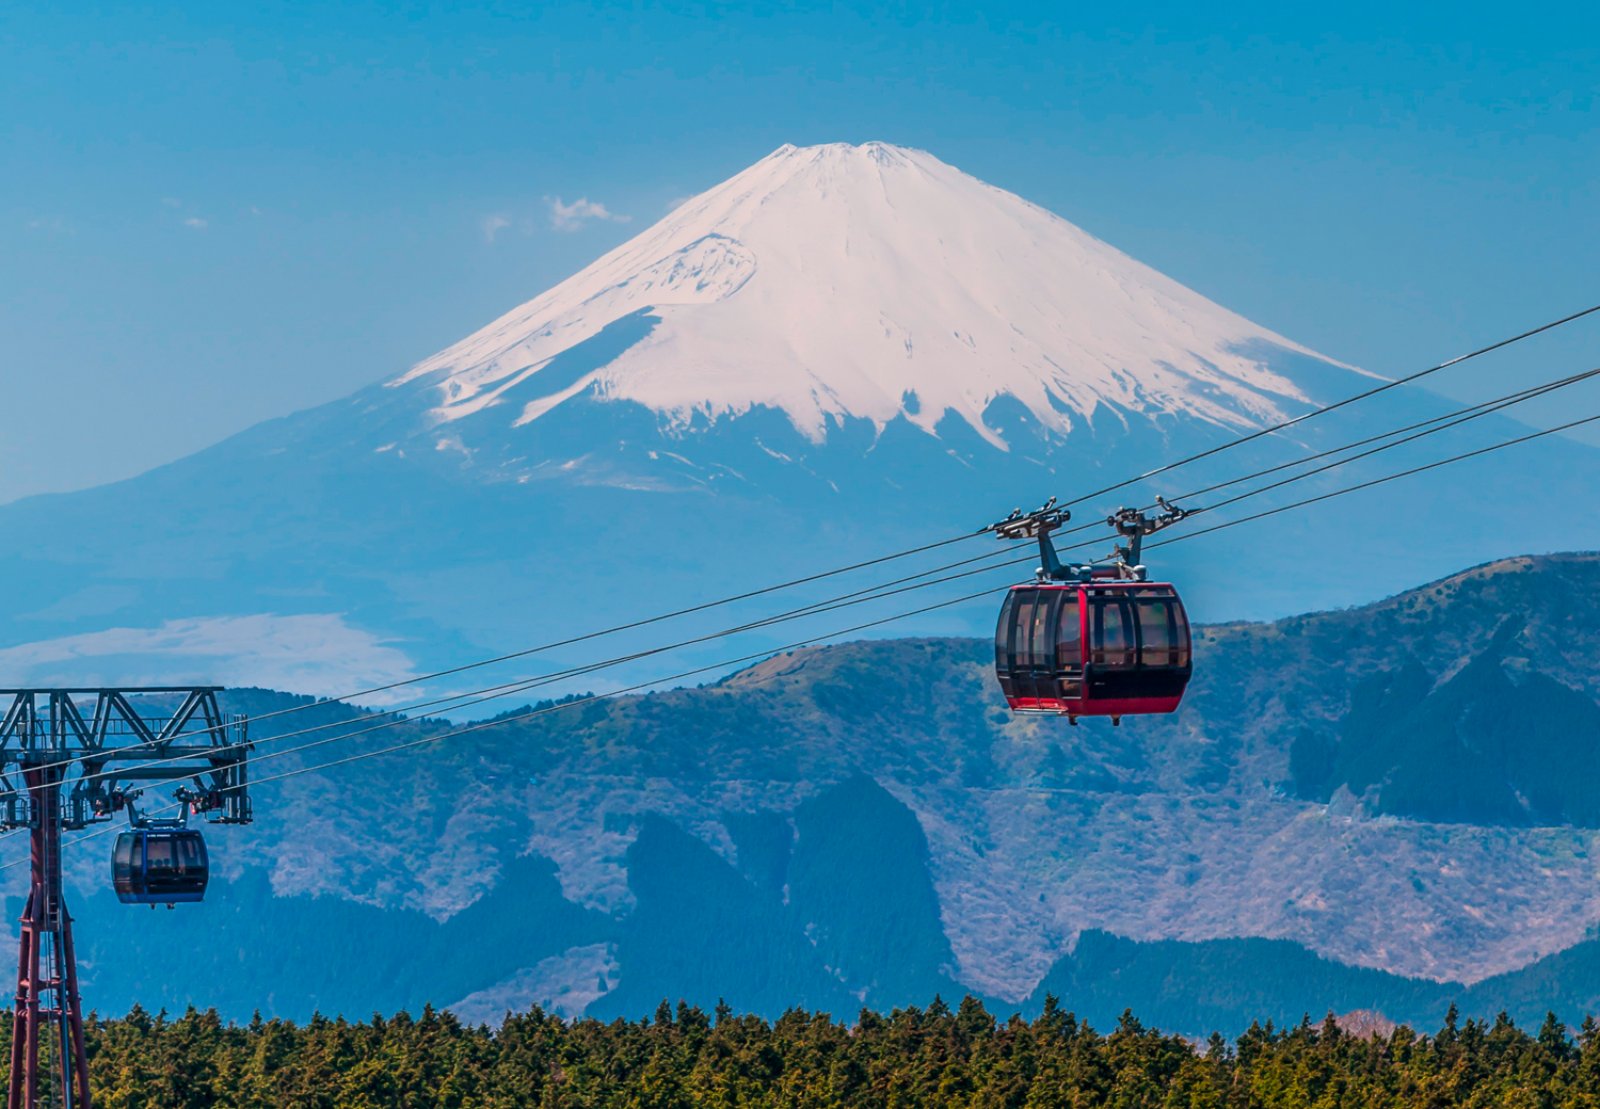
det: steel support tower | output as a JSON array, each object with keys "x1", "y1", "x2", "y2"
[{"x1": 0, "y1": 688, "x2": 251, "y2": 1109}]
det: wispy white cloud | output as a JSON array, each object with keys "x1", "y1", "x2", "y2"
[
  {"x1": 161, "y1": 197, "x2": 212, "y2": 230},
  {"x1": 481, "y1": 213, "x2": 512, "y2": 243},
  {"x1": 545, "y1": 195, "x2": 630, "y2": 233},
  {"x1": 25, "y1": 215, "x2": 75, "y2": 235},
  {"x1": 664, "y1": 194, "x2": 697, "y2": 212}
]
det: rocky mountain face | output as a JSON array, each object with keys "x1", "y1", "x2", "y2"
[
  {"x1": 2, "y1": 143, "x2": 1596, "y2": 695},
  {"x1": 21, "y1": 552, "x2": 1600, "y2": 1036}
]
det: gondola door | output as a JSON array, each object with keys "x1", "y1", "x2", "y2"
[
  {"x1": 1010, "y1": 588, "x2": 1059, "y2": 705},
  {"x1": 1085, "y1": 589, "x2": 1137, "y2": 703},
  {"x1": 1052, "y1": 587, "x2": 1084, "y2": 705},
  {"x1": 1019, "y1": 590, "x2": 1051, "y2": 703},
  {"x1": 1000, "y1": 590, "x2": 1033, "y2": 703}
]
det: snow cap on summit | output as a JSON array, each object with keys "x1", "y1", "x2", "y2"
[{"x1": 394, "y1": 141, "x2": 1349, "y2": 446}]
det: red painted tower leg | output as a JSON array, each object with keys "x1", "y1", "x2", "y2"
[
  {"x1": 8, "y1": 768, "x2": 91, "y2": 1109},
  {"x1": 10, "y1": 888, "x2": 38, "y2": 1109},
  {"x1": 56, "y1": 915, "x2": 89, "y2": 1106}
]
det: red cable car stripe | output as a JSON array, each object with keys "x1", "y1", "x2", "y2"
[{"x1": 1005, "y1": 695, "x2": 1183, "y2": 716}]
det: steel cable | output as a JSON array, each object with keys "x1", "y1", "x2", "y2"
[
  {"x1": 19, "y1": 405, "x2": 1599, "y2": 872},
  {"x1": 43, "y1": 302, "x2": 1595, "y2": 752}
]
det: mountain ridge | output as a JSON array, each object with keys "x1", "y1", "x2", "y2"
[
  {"x1": 26, "y1": 552, "x2": 1600, "y2": 1035},
  {"x1": 30, "y1": 554, "x2": 1593, "y2": 993}
]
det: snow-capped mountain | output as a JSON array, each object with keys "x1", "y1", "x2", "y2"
[
  {"x1": 394, "y1": 142, "x2": 1346, "y2": 458},
  {"x1": 0, "y1": 142, "x2": 1593, "y2": 692}
]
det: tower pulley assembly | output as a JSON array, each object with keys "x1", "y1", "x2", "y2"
[{"x1": 0, "y1": 685, "x2": 251, "y2": 1108}]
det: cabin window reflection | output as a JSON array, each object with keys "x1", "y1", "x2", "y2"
[
  {"x1": 1094, "y1": 598, "x2": 1134, "y2": 667},
  {"x1": 1010, "y1": 593, "x2": 1036, "y2": 669},
  {"x1": 1055, "y1": 594, "x2": 1081, "y2": 668},
  {"x1": 1172, "y1": 600, "x2": 1192, "y2": 668},
  {"x1": 995, "y1": 593, "x2": 1016, "y2": 671},
  {"x1": 113, "y1": 837, "x2": 134, "y2": 880},
  {"x1": 1135, "y1": 600, "x2": 1176, "y2": 666},
  {"x1": 146, "y1": 839, "x2": 175, "y2": 871},
  {"x1": 178, "y1": 837, "x2": 203, "y2": 870},
  {"x1": 1028, "y1": 594, "x2": 1051, "y2": 670}
]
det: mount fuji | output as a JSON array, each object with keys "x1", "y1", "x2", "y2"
[
  {"x1": 399, "y1": 142, "x2": 1337, "y2": 459},
  {"x1": 2, "y1": 142, "x2": 1594, "y2": 693}
]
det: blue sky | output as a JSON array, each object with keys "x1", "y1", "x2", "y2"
[{"x1": 4, "y1": 1, "x2": 1598, "y2": 503}]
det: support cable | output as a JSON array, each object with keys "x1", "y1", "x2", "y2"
[
  {"x1": 8, "y1": 585, "x2": 1005, "y2": 871},
  {"x1": 0, "y1": 540, "x2": 1039, "y2": 800},
  {"x1": 1148, "y1": 365, "x2": 1600, "y2": 515},
  {"x1": 1032, "y1": 363, "x2": 1600, "y2": 547},
  {"x1": 21, "y1": 405, "x2": 1600, "y2": 872},
  {"x1": 1056, "y1": 301, "x2": 1600, "y2": 510},
  {"x1": 163, "y1": 528, "x2": 995, "y2": 735},
  {"x1": 10, "y1": 359, "x2": 1600, "y2": 794},
  {"x1": 67, "y1": 303, "x2": 1600, "y2": 749},
  {"x1": 1144, "y1": 410, "x2": 1600, "y2": 554},
  {"x1": 160, "y1": 405, "x2": 1600, "y2": 809}
]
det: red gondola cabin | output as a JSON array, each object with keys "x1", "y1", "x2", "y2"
[{"x1": 995, "y1": 581, "x2": 1191, "y2": 721}]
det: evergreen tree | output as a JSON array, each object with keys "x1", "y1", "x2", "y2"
[{"x1": 4, "y1": 997, "x2": 1599, "y2": 1107}]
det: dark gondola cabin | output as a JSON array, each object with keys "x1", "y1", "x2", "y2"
[
  {"x1": 112, "y1": 827, "x2": 209, "y2": 905},
  {"x1": 995, "y1": 581, "x2": 1191, "y2": 720}
]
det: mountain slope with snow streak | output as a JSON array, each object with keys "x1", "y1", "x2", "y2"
[
  {"x1": 2, "y1": 140, "x2": 1596, "y2": 695},
  {"x1": 394, "y1": 142, "x2": 1352, "y2": 449}
]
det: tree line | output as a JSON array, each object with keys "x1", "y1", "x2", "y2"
[{"x1": 13, "y1": 996, "x2": 1600, "y2": 1107}]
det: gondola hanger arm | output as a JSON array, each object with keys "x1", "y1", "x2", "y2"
[{"x1": 1106, "y1": 497, "x2": 1194, "y2": 576}]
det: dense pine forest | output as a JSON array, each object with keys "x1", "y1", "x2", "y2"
[{"x1": 21, "y1": 997, "x2": 1600, "y2": 1107}]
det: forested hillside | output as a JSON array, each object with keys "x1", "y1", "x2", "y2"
[
  {"x1": 22, "y1": 553, "x2": 1600, "y2": 1034},
  {"x1": 28, "y1": 1000, "x2": 1600, "y2": 1108}
]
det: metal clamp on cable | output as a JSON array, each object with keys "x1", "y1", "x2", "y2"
[{"x1": 1105, "y1": 497, "x2": 1194, "y2": 579}]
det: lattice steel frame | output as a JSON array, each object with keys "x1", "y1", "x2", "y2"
[{"x1": 0, "y1": 687, "x2": 250, "y2": 1109}]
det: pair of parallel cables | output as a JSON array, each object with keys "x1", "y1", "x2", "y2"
[{"x1": 4, "y1": 304, "x2": 1600, "y2": 867}]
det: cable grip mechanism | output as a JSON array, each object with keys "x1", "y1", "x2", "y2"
[
  {"x1": 987, "y1": 498, "x2": 1085, "y2": 583},
  {"x1": 1106, "y1": 496, "x2": 1192, "y2": 578},
  {"x1": 988, "y1": 494, "x2": 1197, "y2": 583}
]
